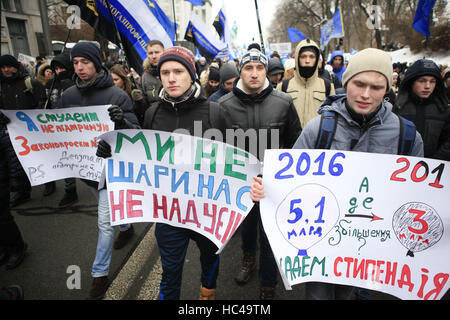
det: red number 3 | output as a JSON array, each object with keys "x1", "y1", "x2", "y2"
[{"x1": 408, "y1": 209, "x2": 428, "y2": 234}]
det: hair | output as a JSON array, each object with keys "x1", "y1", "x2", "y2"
[
  {"x1": 147, "y1": 40, "x2": 164, "y2": 50},
  {"x1": 110, "y1": 64, "x2": 132, "y2": 97}
]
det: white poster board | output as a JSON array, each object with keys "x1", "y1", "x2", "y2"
[
  {"x1": 3, "y1": 106, "x2": 113, "y2": 185},
  {"x1": 100, "y1": 129, "x2": 262, "y2": 253},
  {"x1": 261, "y1": 149, "x2": 450, "y2": 300}
]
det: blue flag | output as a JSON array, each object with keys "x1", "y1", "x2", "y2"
[
  {"x1": 184, "y1": 12, "x2": 226, "y2": 61},
  {"x1": 63, "y1": 0, "x2": 175, "y2": 75},
  {"x1": 287, "y1": 28, "x2": 306, "y2": 42},
  {"x1": 185, "y1": 0, "x2": 204, "y2": 5},
  {"x1": 412, "y1": 0, "x2": 436, "y2": 38},
  {"x1": 320, "y1": 8, "x2": 345, "y2": 49}
]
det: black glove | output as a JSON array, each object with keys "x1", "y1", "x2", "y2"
[
  {"x1": 96, "y1": 139, "x2": 112, "y2": 159},
  {"x1": 0, "y1": 112, "x2": 10, "y2": 125},
  {"x1": 108, "y1": 105, "x2": 125, "y2": 127}
]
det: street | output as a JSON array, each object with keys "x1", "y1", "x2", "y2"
[{"x1": 0, "y1": 178, "x2": 401, "y2": 301}]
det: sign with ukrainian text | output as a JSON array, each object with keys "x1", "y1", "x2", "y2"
[
  {"x1": 3, "y1": 106, "x2": 113, "y2": 185},
  {"x1": 260, "y1": 149, "x2": 450, "y2": 300},
  {"x1": 100, "y1": 129, "x2": 261, "y2": 253}
]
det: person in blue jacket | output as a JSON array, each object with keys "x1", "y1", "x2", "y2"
[{"x1": 329, "y1": 50, "x2": 346, "y2": 82}]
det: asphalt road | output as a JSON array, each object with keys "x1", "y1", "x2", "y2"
[{"x1": 1, "y1": 179, "x2": 400, "y2": 301}]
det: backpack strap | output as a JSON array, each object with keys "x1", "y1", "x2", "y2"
[
  {"x1": 281, "y1": 78, "x2": 290, "y2": 93},
  {"x1": 397, "y1": 115, "x2": 416, "y2": 155},
  {"x1": 315, "y1": 110, "x2": 338, "y2": 149},
  {"x1": 145, "y1": 103, "x2": 160, "y2": 129},
  {"x1": 324, "y1": 78, "x2": 331, "y2": 97}
]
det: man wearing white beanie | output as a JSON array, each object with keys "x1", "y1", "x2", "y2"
[{"x1": 248, "y1": 48, "x2": 425, "y2": 300}]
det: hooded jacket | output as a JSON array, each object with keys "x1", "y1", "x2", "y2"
[
  {"x1": 277, "y1": 39, "x2": 335, "y2": 127},
  {"x1": 45, "y1": 52, "x2": 75, "y2": 109},
  {"x1": 219, "y1": 77, "x2": 301, "y2": 160},
  {"x1": 294, "y1": 95, "x2": 424, "y2": 157},
  {"x1": 141, "y1": 57, "x2": 162, "y2": 106},
  {"x1": 393, "y1": 59, "x2": 450, "y2": 160},
  {"x1": 329, "y1": 50, "x2": 346, "y2": 81}
]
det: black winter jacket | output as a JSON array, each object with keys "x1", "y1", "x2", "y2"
[
  {"x1": 393, "y1": 60, "x2": 450, "y2": 160},
  {"x1": 59, "y1": 67, "x2": 140, "y2": 130},
  {"x1": 218, "y1": 78, "x2": 302, "y2": 160},
  {"x1": 143, "y1": 82, "x2": 228, "y2": 135}
]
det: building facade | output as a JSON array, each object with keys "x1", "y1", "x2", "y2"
[{"x1": 1, "y1": 0, "x2": 51, "y2": 57}]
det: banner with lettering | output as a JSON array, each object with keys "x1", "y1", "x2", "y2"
[
  {"x1": 3, "y1": 106, "x2": 113, "y2": 185},
  {"x1": 99, "y1": 129, "x2": 262, "y2": 253},
  {"x1": 260, "y1": 149, "x2": 450, "y2": 300}
]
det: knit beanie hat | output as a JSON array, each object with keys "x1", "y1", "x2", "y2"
[
  {"x1": 239, "y1": 49, "x2": 268, "y2": 73},
  {"x1": 157, "y1": 46, "x2": 197, "y2": 81},
  {"x1": 0, "y1": 54, "x2": 21, "y2": 69},
  {"x1": 342, "y1": 48, "x2": 392, "y2": 90},
  {"x1": 208, "y1": 67, "x2": 220, "y2": 82},
  {"x1": 70, "y1": 42, "x2": 103, "y2": 72},
  {"x1": 219, "y1": 62, "x2": 239, "y2": 83}
]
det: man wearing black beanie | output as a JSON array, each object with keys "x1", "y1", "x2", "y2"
[{"x1": 59, "y1": 41, "x2": 141, "y2": 300}]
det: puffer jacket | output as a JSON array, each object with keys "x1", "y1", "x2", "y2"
[
  {"x1": 393, "y1": 59, "x2": 449, "y2": 160},
  {"x1": 141, "y1": 58, "x2": 162, "y2": 106},
  {"x1": 219, "y1": 78, "x2": 301, "y2": 161},
  {"x1": 294, "y1": 95, "x2": 424, "y2": 157},
  {"x1": 277, "y1": 39, "x2": 335, "y2": 128}
]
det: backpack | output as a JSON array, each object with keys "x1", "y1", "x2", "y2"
[
  {"x1": 314, "y1": 110, "x2": 416, "y2": 155},
  {"x1": 281, "y1": 77, "x2": 331, "y2": 97},
  {"x1": 144, "y1": 100, "x2": 222, "y2": 130}
]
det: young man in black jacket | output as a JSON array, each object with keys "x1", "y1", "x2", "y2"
[
  {"x1": 393, "y1": 59, "x2": 450, "y2": 161},
  {"x1": 97, "y1": 46, "x2": 229, "y2": 300},
  {"x1": 218, "y1": 48, "x2": 302, "y2": 299},
  {"x1": 59, "y1": 42, "x2": 140, "y2": 300}
]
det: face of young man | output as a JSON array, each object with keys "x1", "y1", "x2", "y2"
[
  {"x1": 412, "y1": 75, "x2": 436, "y2": 99},
  {"x1": 332, "y1": 56, "x2": 343, "y2": 67},
  {"x1": 73, "y1": 57, "x2": 97, "y2": 82},
  {"x1": 160, "y1": 60, "x2": 192, "y2": 98},
  {"x1": 346, "y1": 71, "x2": 387, "y2": 115},
  {"x1": 1, "y1": 65, "x2": 18, "y2": 78},
  {"x1": 147, "y1": 44, "x2": 164, "y2": 67},
  {"x1": 299, "y1": 51, "x2": 317, "y2": 68},
  {"x1": 269, "y1": 73, "x2": 282, "y2": 85},
  {"x1": 240, "y1": 62, "x2": 267, "y2": 94},
  {"x1": 223, "y1": 77, "x2": 236, "y2": 92}
]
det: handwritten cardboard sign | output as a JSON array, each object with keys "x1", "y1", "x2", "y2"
[
  {"x1": 260, "y1": 149, "x2": 450, "y2": 300},
  {"x1": 99, "y1": 129, "x2": 262, "y2": 253},
  {"x1": 3, "y1": 106, "x2": 113, "y2": 185}
]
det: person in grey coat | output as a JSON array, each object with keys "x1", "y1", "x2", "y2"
[{"x1": 249, "y1": 48, "x2": 424, "y2": 300}]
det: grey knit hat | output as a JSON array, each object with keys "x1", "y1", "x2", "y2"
[{"x1": 239, "y1": 49, "x2": 268, "y2": 73}]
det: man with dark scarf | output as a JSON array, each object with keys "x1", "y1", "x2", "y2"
[{"x1": 277, "y1": 39, "x2": 335, "y2": 127}]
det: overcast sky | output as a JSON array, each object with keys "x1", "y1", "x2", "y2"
[{"x1": 210, "y1": 0, "x2": 283, "y2": 47}]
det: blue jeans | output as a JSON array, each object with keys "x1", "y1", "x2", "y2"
[{"x1": 91, "y1": 188, "x2": 130, "y2": 278}]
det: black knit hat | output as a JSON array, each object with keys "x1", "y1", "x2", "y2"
[
  {"x1": 157, "y1": 46, "x2": 197, "y2": 81},
  {"x1": 0, "y1": 54, "x2": 21, "y2": 69},
  {"x1": 70, "y1": 42, "x2": 103, "y2": 72}
]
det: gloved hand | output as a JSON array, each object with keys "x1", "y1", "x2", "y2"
[
  {"x1": 96, "y1": 139, "x2": 112, "y2": 159},
  {"x1": 0, "y1": 112, "x2": 10, "y2": 125},
  {"x1": 108, "y1": 105, "x2": 125, "y2": 126}
]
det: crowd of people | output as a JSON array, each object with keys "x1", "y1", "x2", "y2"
[{"x1": 0, "y1": 37, "x2": 449, "y2": 301}]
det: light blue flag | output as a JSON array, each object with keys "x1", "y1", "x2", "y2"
[
  {"x1": 320, "y1": 8, "x2": 345, "y2": 49},
  {"x1": 412, "y1": 0, "x2": 436, "y2": 38},
  {"x1": 287, "y1": 28, "x2": 306, "y2": 42}
]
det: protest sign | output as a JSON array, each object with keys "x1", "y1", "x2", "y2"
[
  {"x1": 100, "y1": 129, "x2": 262, "y2": 253},
  {"x1": 260, "y1": 149, "x2": 450, "y2": 300},
  {"x1": 3, "y1": 106, "x2": 113, "y2": 185}
]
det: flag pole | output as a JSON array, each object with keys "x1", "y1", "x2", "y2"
[
  {"x1": 172, "y1": 0, "x2": 178, "y2": 42},
  {"x1": 254, "y1": 0, "x2": 265, "y2": 53},
  {"x1": 103, "y1": 0, "x2": 137, "y2": 87}
]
